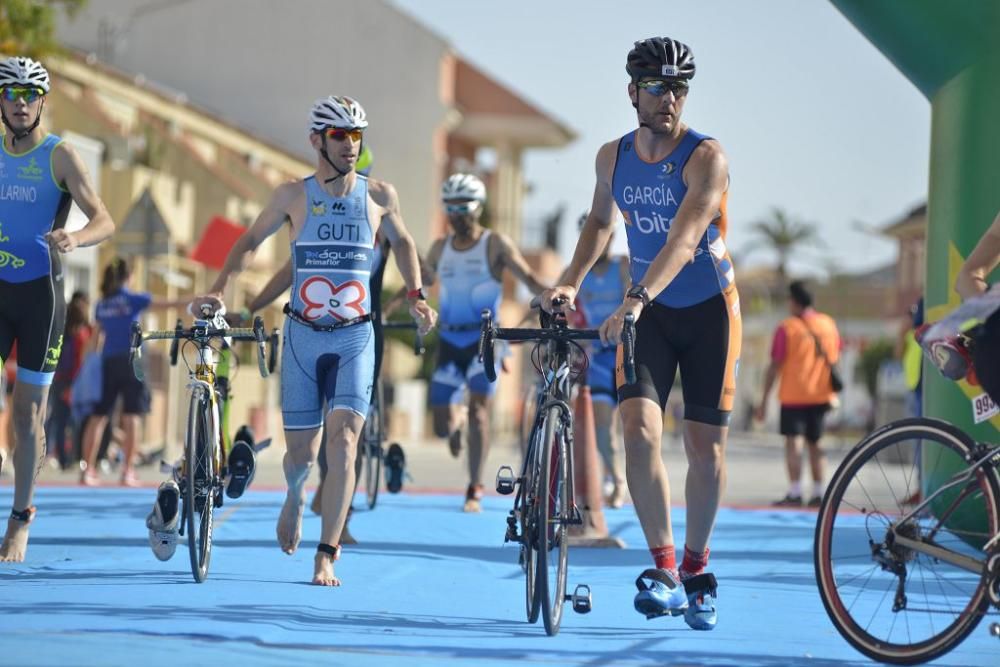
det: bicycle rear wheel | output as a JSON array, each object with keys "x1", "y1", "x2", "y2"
[
  {"x1": 536, "y1": 405, "x2": 569, "y2": 636},
  {"x1": 363, "y1": 385, "x2": 384, "y2": 510},
  {"x1": 185, "y1": 393, "x2": 216, "y2": 583},
  {"x1": 815, "y1": 418, "x2": 999, "y2": 664}
]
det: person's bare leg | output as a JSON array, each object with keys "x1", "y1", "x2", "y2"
[
  {"x1": 466, "y1": 393, "x2": 490, "y2": 485},
  {"x1": 593, "y1": 401, "x2": 626, "y2": 508},
  {"x1": 433, "y1": 403, "x2": 466, "y2": 457},
  {"x1": 119, "y1": 414, "x2": 141, "y2": 485},
  {"x1": 682, "y1": 421, "x2": 728, "y2": 554},
  {"x1": 1, "y1": 381, "x2": 49, "y2": 562},
  {"x1": 314, "y1": 409, "x2": 365, "y2": 586},
  {"x1": 80, "y1": 414, "x2": 109, "y2": 483},
  {"x1": 276, "y1": 427, "x2": 321, "y2": 555},
  {"x1": 0, "y1": 403, "x2": 10, "y2": 473},
  {"x1": 785, "y1": 435, "x2": 803, "y2": 493},
  {"x1": 806, "y1": 439, "x2": 826, "y2": 500},
  {"x1": 620, "y1": 397, "x2": 673, "y2": 548}
]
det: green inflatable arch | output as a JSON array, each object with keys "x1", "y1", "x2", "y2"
[{"x1": 832, "y1": 0, "x2": 1000, "y2": 544}]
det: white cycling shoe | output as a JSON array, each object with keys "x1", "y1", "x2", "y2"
[{"x1": 146, "y1": 480, "x2": 180, "y2": 561}]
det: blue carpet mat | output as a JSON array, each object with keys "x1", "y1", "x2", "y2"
[{"x1": 0, "y1": 487, "x2": 995, "y2": 666}]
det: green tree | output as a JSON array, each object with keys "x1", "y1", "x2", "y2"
[
  {"x1": 0, "y1": 0, "x2": 86, "y2": 59},
  {"x1": 743, "y1": 207, "x2": 823, "y2": 283},
  {"x1": 855, "y1": 338, "x2": 896, "y2": 432}
]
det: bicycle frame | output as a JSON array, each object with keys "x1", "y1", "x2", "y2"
[
  {"x1": 187, "y1": 343, "x2": 224, "y2": 481},
  {"x1": 887, "y1": 442, "x2": 1000, "y2": 574},
  {"x1": 514, "y1": 350, "x2": 580, "y2": 534}
]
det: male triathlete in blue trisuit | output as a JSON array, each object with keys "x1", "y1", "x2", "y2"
[
  {"x1": 0, "y1": 57, "x2": 115, "y2": 562},
  {"x1": 544, "y1": 37, "x2": 740, "y2": 630},
  {"x1": 192, "y1": 96, "x2": 436, "y2": 585}
]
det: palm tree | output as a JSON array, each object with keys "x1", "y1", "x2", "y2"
[{"x1": 743, "y1": 207, "x2": 823, "y2": 283}]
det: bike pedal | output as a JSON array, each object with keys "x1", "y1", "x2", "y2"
[
  {"x1": 504, "y1": 512, "x2": 520, "y2": 543},
  {"x1": 495, "y1": 465, "x2": 516, "y2": 495},
  {"x1": 567, "y1": 584, "x2": 593, "y2": 614}
]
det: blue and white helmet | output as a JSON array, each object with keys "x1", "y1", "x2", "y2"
[
  {"x1": 441, "y1": 173, "x2": 486, "y2": 202},
  {"x1": 309, "y1": 95, "x2": 367, "y2": 133},
  {"x1": 0, "y1": 56, "x2": 50, "y2": 93}
]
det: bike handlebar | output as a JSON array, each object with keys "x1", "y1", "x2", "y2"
[
  {"x1": 382, "y1": 320, "x2": 425, "y2": 356},
  {"x1": 129, "y1": 316, "x2": 272, "y2": 382},
  {"x1": 478, "y1": 308, "x2": 637, "y2": 385}
]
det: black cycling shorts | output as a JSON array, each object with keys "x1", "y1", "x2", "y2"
[
  {"x1": 780, "y1": 404, "x2": 830, "y2": 442},
  {"x1": 0, "y1": 275, "x2": 66, "y2": 386},
  {"x1": 617, "y1": 288, "x2": 742, "y2": 426},
  {"x1": 94, "y1": 353, "x2": 150, "y2": 416}
]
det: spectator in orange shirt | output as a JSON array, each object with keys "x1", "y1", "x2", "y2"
[{"x1": 755, "y1": 281, "x2": 840, "y2": 507}]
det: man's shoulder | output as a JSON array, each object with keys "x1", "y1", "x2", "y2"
[
  {"x1": 689, "y1": 136, "x2": 727, "y2": 169},
  {"x1": 366, "y1": 177, "x2": 397, "y2": 206},
  {"x1": 273, "y1": 179, "x2": 305, "y2": 204},
  {"x1": 598, "y1": 137, "x2": 625, "y2": 158}
]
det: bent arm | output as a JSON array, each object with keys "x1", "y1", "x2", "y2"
[
  {"x1": 55, "y1": 144, "x2": 114, "y2": 247},
  {"x1": 248, "y1": 260, "x2": 293, "y2": 313},
  {"x1": 374, "y1": 184, "x2": 423, "y2": 292},
  {"x1": 638, "y1": 142, "x2": 728, "y2": 299},
  {"x1": 560, "y1": 143, "x2": 619, "y2": 291},
  {"x1": 495, "y1": 233, "x2": 549, "y2": 295},
  {"x1": 208, "y1": 183, "x2": 297, "y2": 296},
  {"x1": 956, "y1": 210, "x2": 1000, "y2": 300}
]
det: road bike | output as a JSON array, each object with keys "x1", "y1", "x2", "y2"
[
  {"x1": 354, "y1": 321, "x2": 424, "y2": 509},
  {"x1": 480, "y1": 303, "x2": 636, "y2": 636},
  {"x1": 815, "y1": 290, "x2": 1000, "y2": 663},
  {"x1": 130, "y1": 308, "x2": 275, "y2": 582}
]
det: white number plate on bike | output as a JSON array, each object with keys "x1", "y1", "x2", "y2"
[{"x1": 972, "y1": 391, "x2": 999, "y2": 424}]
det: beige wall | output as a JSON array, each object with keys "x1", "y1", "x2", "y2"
[{"x1": 57, "y1": 0, "x2": 452, "y2": 252}]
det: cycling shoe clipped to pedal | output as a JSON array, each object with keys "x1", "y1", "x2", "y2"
[
  {"x1": 634, "y1": 568, "x2": 688, "y2": 619},
  {"x1": 385, "y1": 443, "x2": 406, "y2": 494},
  {"x1": 225, "y1": 439, "x2": 256, "y2": 499}
]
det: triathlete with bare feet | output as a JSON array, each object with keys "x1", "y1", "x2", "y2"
[{"x1": 192, "y1": 97, "x2": 435, "y2": 585}]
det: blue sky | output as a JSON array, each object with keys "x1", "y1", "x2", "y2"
[{"x1": 392, "y1": 0, "x2": 930, "y2": 277}]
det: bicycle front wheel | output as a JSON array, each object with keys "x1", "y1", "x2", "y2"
[
  {"x1": 536, "y1": 404, "x2": 569, "y2": 636},
  {"x1": 815, "y1": 418, "x2": 999, "y2": 664},
  {"x1": 522, "y1": 416, "x2": 542, "y2": 624},
  {"x1": 185, "y1": 393, "x2": 216, "y2": 583}
]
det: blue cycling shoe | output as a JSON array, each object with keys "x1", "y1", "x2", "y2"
[
  {"x1": 634, "y1": 568, "x2": 689, "y2": 619},
  {"x1": 682, "y1": 572, "x2": 718, "y2": 631}
]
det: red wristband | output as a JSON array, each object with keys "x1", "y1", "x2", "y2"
[{"x1": 407, "y1": 288, "x2": 426, "y2": 300}]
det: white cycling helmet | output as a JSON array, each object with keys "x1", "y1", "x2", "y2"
[
  {"x1": 0, "y1": 56, "x2": 51, "y2": 93},
  {"x1": 441, "y1": 173, "x2": 486, "y2": 202},
  {"x1": 309, "y1": 95, "x2": 368, "y2": 133}
]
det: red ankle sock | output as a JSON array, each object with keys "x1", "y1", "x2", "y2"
[
  {"x1": 679, "y1": 545, "x2": 710, "y2": 580},
  {"x1": 650, "y1": 545, "x2": 677, "y2": 577}
]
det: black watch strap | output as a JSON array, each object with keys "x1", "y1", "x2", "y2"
[{"x1": 627, "y1": 284, "x2": 650, "y2": 307}]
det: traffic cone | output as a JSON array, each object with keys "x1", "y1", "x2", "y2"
[{"x1": 568, "y1": 384, "x2": 625, "y2": 548}]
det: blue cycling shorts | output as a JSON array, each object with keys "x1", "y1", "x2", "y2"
[{"x1": 280, "y1": 318, "x2": 375, "y2": 429}]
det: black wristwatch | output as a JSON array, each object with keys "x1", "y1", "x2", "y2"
[{"x1": 626, "y1": 284, "x2": 650, "y2": 308}]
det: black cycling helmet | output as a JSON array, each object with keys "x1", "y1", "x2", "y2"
[{"x1": 626, "y1": 37, "x2": 696, "y2": 82}]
